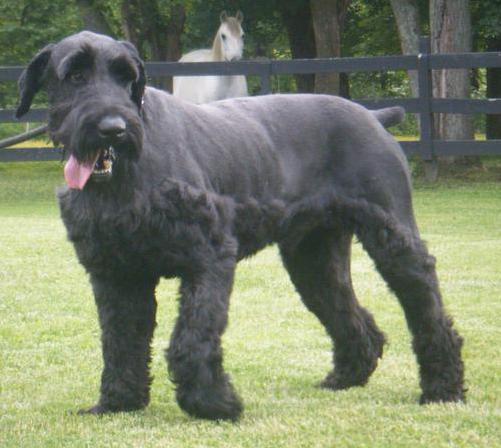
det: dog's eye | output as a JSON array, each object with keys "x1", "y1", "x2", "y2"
[
  {"x1": 69, "y1": 71, "x2": 85, "y2": 84},
  {"x1": 115, "y1": 73, "x2": 134, "y2": 86},
  {"x1": 110, "y1": 59, "x2": 137, "y2": 86},
  {"x1": 221, "y1": 33, "x2": 227, "y2": 41}
]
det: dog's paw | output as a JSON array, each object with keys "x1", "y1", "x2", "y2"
[
  {"x1": 77, "y1": 404, "x2": 111, "y2": 415},
  {"x1": 419, "y1": 388, "x2": 466, "y2": 405},
  {"x1": 177, "y1": 380, "x2": 243, "y2": 421},
  {"x1": 77, "y1": 401, "x2": 146, "y2": 415},
  {"x1": 319, "y1": 369, "x2": 370, "y2": 391}
]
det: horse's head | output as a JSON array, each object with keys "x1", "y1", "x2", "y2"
[{"x1": 216, "y1": 11, "x2": 245, "y2": 62}]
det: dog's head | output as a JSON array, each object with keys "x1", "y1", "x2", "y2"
[{"x1": 16, "y1": 31, "x2": 146, "y2": 190}]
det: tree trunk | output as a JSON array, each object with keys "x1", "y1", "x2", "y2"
[
  {"x1": 430, "y1": 0, "x2": 476, "y2": 168},
  {"x1": 162, "y1": 3, "x2": 186, "y2": 92},
  {"x1": 281, "y1": 2, "x2": 316, "y2": 93},
  {"x1": 76, "y1": 0, "x2": 113, "y2": 35},
  {"x1": 486, "y1": 36, "x2": 501, "y2": 139},
  {"x1": 390, "y1": 0, "x2": 420, "y2": 98},
  {"x1": 121, "y1": 0, "x2": 142, "y2": 50},
  {"x1": 310, "y1": 0, "x2": 351, "y2": 95},
  {"x1": 390, "y1": 0, "x2": 437, "y2": 179},
  {"x1": 137, "y1": 0, "x2": 168, "y2": 60},
  {"x1": 120, "y1": 0, "x2": 185, "y2": 92},
  {"x1": 165, "y1": 3, "x2": 185, "y2": 63}
]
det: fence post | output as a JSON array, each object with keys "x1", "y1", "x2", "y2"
[
  {"x1": 417, "y1": 36, "x2": 438, "y2": 181},
  {"x1": 258, "y1": 60, "x2": 272, "y2": 95}
]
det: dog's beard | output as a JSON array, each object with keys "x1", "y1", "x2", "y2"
[{"x1": 50, "y1": 103, "x2": 143, "y2": 190}]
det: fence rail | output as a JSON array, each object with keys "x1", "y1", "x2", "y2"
[{"x1": 1, "y1": 36, "x2": 501, "y2": 162}]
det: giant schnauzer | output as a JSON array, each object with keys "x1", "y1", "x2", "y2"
[{"x1": 16, "y1": 31, "x2": 465, "y2": 421}]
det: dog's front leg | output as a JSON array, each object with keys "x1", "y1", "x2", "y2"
[
  {"x1": 167, "y1": 249, "x2": 242, "y2": 421},
  {"x1": 79, "y1": 275, "x2": 158, "y2": 415}
]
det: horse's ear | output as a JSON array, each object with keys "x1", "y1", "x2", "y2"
[
  {"x1": 236, "y1": 10, "x2": 244, "y2": 23},
  {"x1": 16, "y1": 44, "x2": 54, "y2": 118},
  {"x1": 120, "y1": 41, "x2": 146, "y2": 110},
  {"x1": 220, "y1": 10, "x2": 228, "y2": 23}
]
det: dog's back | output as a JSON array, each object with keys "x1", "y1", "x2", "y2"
[{"x1": 143, "y1": 90, "x2": 409, "y2": 205}]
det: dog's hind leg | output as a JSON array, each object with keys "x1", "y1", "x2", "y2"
[
  {"x1": 280, "y1": 226, "x2": 386, "y2": 391},
  {"x1": 80, "y1": 276, "x2": 158, "y2": 414},
  {"x1": 352, "y1": 203, "x2": 465, "y2": 403},
  {"x1": 167, "y1": 243, "x2": 243, "y2": 421}
]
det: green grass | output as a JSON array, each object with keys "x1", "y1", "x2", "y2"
[{"x1": 1, "y1": 162, "x2": 500, "y2": 447}]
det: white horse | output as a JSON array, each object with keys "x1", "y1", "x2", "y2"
[{"x1": 173, "y1": 11, "x2": 248, "y2": 104}]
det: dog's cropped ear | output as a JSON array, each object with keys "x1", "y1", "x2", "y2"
[
  {"x1": 16, "y1": 44, "x2": 54, "y2": 118},
  {"x1": 120, "y1": 41, "x2": 146, "y2": 110},
  {"x1": 220, "y1": 10, "x2": 228, "y2": 23},
  {"x1": 236, "y1": 11, "x2": 244, "y2": 23}
]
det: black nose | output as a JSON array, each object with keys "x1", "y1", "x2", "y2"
[{"x1": 98, "y1": 116, "x2": 126, "y2": 140}]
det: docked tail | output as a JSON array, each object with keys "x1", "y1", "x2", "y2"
[{"x1": 372, "y1": 106, "x2": 405, "y2": 128}]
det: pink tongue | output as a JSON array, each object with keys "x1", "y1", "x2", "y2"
[{"x1": 64, "y1": 154, "x2": 99, "y2": 190}]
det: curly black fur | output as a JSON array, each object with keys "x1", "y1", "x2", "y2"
[{"x1": 17, "y1": 32, "x2": 465, "y2": 421}]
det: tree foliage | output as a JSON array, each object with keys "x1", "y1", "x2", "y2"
[
  {"x1": 0, "y1": 1, "x2": 82, "y2": 65},
  {"x1": 0, "y1": 0, "x2": 498, "y2": 133}
]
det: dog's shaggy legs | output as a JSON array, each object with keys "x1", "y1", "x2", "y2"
[
  {"x1": 280, "y1": 227, "x2": 386, "y2": 391},
  {"x1": 80, "y1": 276, "x2": 158, "y2": 414},
  {"x1": 354, "y1": 214, "x2": 465, "y2": 403},
  {"x1": 167, "y1": 251, "x2": 243, "y2": 421}
]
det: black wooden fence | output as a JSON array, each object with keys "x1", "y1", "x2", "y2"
[{"x1": 1, "y1": 36, "x2": 500, "y2": 162}]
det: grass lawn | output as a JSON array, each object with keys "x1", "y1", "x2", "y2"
[{"x1": 0, "y1": 162, "x2": 500, "y2": 447}]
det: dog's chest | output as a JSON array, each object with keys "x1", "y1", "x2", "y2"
[
  {"x1": 70, "y1": 215, "x2": 159, "y2": 274},
  {"x1": 58, "y1": 188, "x2": 229, "y2": 279},
  {"x1": 60, "y1": 198, "x2": 170, "y2": 276}
]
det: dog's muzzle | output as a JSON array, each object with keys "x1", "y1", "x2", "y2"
[
  {"x1": 90, "y1": 145, "x2": 116, "y2": 179},
  {"x1": 64, "y1": 115, "x2": 127, "y2": 190}
]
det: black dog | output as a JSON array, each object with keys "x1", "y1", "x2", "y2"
[{"x1": 17, "y1": 32, "x2": 465, "y2": 420}]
